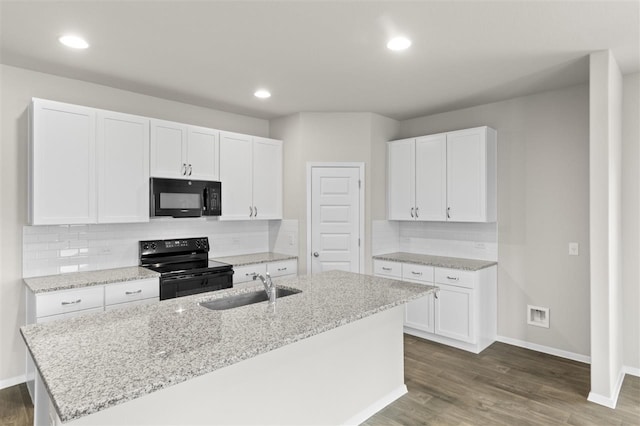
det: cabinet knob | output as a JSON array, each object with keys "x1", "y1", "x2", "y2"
[
  {"x1": 447, "y1": 207, "x2": 451, "y2": 219},
  {"x1": 415, "y1": 207, "x2": 419, "y2": 218},
  {"x1": 249, "y1": 206, "x2": 253, "y2": 217},
  {"x1": 254, "y1": 206, "x2": 258, "y2": 217},
  {"x1": 182, "y1": 163, "x2": 187, "y2": 175},
  {"x1": 410, "y1": 207, "x2": 414, "y2": 218},
  {"x1": 188, "y1": 164, "x2": 193, "y2": 176}
]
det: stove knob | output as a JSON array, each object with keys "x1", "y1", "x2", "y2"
[
  {"x1": 142, "y1": 243, "x2": 149, "y2": 250},
  {"x1": 150, "y1": 243, "x2": 157, "y2": 250},
  {"x1": 196, "y1": 240, "x2": 201, "y2": 248}
]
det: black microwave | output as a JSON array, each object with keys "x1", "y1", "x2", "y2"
[{"x1": 150, "y1": 178, "x2": 221, "y2": 218}]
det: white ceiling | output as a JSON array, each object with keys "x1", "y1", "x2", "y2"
[{"x1": 1, "y1": 1, "x2": 638, "y2": 121}]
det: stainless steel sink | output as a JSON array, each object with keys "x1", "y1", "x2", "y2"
[{"x1": 199, "y1": 288, "x2": 302, "y2": 311}]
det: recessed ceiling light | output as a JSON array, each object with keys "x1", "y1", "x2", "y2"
[
  {"x1": 387, "y1": 37, "x2": 411, "y2": 51},
  {"x1": 59, "y1": 35, "x2": 89, "y2": 49},
  {"x1": 254, "y1": 89, "x2": 271, "y2": 99}
]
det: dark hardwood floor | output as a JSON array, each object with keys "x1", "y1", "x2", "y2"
[
  {"x1": 1, "y1": 335, "x2": 638, "y2": 425},
  {"x1": 0, "y1": 381, "x2": 32, "y2": 426},
  {"x1": 365, "y1": 335, "x2": 640, "y2": 425}
]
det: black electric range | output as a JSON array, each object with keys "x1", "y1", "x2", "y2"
[{"x1": 139, "y1": 237, "x2": 233, "y2": 300}]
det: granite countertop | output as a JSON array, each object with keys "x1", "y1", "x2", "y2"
[
  {"x1": 373, "y1": 252, "x2": 497, "y2": 271},
  {"x1": 21, "y1": 270, "x2": 433, "y2": 422},
  {"x1": 23, "y1": 266, "x2": 160, "y2": 294},
  {"x1": 210, "y1": 252, "x2": 297, "y2": 267}
]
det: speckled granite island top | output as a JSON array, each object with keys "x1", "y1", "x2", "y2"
[
  {"x1": 21, "y1": 270, "x2": 434, "y2": 423},
  {"x1": 210, "y1": 251, "x2": 297, "y2": 266},
  {"x1": 373, "y1": 252, "x2": 497, "y2": 271},
  {"x1": 23, "y1": 266, "x2": 160, "y2": 294}
]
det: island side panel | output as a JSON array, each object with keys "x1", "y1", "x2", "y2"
[{"x1": 61, "y1": 305, "x2": 406, "y2": 426}]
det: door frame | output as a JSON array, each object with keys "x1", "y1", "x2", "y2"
[{"x1": 306, "y1": 162, "x2": 365, "y2": 274}]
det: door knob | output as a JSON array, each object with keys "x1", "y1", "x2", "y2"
[{"x1": 313, "y1": 252, "x2": 319, "y2": 257}]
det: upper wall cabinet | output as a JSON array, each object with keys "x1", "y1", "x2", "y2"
[
  {"x1": 387, "y1": 126, "x2": 496, "y2": 223},
  {"x1": 29, "y1": 99, "x2": 150, "y2": 225},
  {"x1": 150, "y1": 119, "x2": 219, "y2": 181},
  {"x1": 30, "y1": 99, "x2": 97, "y2": 225},
  {"x1": 97, "y1": 110, "x2": 150, "y2": 223},
  {"x1": 219, "y1": 132, "x2": 283, "y2": 220}
]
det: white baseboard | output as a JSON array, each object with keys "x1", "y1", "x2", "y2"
[
  {"x1": 496, "y1": 335, "x2": 591, "y2": 364},
  {"x1": 624, "y1": 366, "x2": 640, "y2": 377},
  {"x1": 342, "y1": 384, "x2": 408, "y2": 426},
  {"x1": 587, "y1": 368, "x2": 625, "y2": 409},
  {"x1": 0, "y1": 374, "x2": 26, "y2": 390}
]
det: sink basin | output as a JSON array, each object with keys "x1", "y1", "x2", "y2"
[{"x1": 199, "y1": 288, "x2": 302, "y2": 311}]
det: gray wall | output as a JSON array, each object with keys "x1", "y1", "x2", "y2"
[
  {"x1": 622, "y1": 72, "x2": 640, "y2": 371},
  {"x1": 0, "y1": 64, "x2": 269, "y2": 384},
  {"x1": 399, "y1": 84, "x2": 591, "y2": 357},
  {"x1": 270, "y1": 112, "x2": 398, "y2": 274}
]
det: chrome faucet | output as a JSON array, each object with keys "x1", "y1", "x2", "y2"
[{"x1": 253, "y1": 272, "x2": 276, "y2": 304}]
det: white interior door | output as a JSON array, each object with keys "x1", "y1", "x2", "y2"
[{"x1": 310, "y1": 166, "x2": 361, "y2": 274}]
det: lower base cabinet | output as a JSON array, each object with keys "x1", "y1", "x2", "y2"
[
  {"x1": 374, "y1": 259, "x2": 496, "y2": 354},
  {"x1": 232, "y1": 259, "x2": 298, "y2": 288},
  {"x1": 25, "y1": 277, "x2": 160, "y2": 426}
]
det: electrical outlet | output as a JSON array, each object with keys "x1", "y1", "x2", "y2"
[
  {"x1": 100, "y1": 247, "x2": 111, "y2": 255},
  {"x1": 568, "y1": 242, "x2": 579, "y2": 256},
  {"x1": 288, "y1": 235, "x2": 295, "y2": 246},
  {"x1": 527, "y1": 305, "x2": 550, "y2": 328}
]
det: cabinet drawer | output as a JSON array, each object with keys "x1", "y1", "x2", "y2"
[
  {"x1": 105, "y1": 278, "x2": 159, "y2": 306},
  {"x1": 435, "y1": 268, "x2": 476, "y2": 289},
  {"x1": 268, "y1": 260, "x2": 297, "y2": 278},
  {"x1": 37, "y1": 307, "x2": 104, "y2": 323},
  {"x1": 104, "y1": 297, "x2": 159, "y2": 311},
  {"x1": 36, "y1": 286, "x2": 104, "y2": 318},
  {"x1": 233, "y1": 263, "x2": 267, "y2": 284},
  {"x1": 373, "y1": 260, "x2": 402, "y2": 278},
  {"x1": 402, "y1": 264, "x2": 434, "y2": 283}
]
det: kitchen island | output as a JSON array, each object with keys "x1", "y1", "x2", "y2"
[{"x1": 21, "y1": 270, "x2": 435, "y2": 425}]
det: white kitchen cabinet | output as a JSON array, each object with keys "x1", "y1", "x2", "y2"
[
  {"x1": 29, "y1": 98, "x2": 97, "y2": 225},
  {"x1": 25, "y1": 277, "x2": 159, "y2": 425},
  {"x1": 150, "y1": 119, "x2": 219, "y2": 180},
  {"x1": 387, "y1": 138, "x2": 415, "y2": 221},
  {"x1": 97, "y1": 110, "x2": 150, "y2": 223},
  {"x1": 232, "y1": 260, "x2": 297, "y2": 288},
  {"x1": 401, "y1": 264, "x2": 435, "y2": 334},
  {"x1": 387, "y1": 126, "x2": 496, "y2": 223},
  {"x1": 446, "y1": 127, "x2": 497, "y2": 222},
  {"x1": 252, "y1": 137, "x2": 283, "y2": 219},
  {"x1": 29, "y1": 99, "x2": 150, "y2": 225},
  {"x1": 219, "y1": 132, "x2": 283, "y2": 220},
  {"x1": 373, "y1": 259, "x2": 496, "y2": 354}
]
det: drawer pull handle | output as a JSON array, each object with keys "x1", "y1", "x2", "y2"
[
  {"x1": 246, "y1": 272, "x2": 256, "y2": 276},
  {"x1": 125, "y1": 290, "x2": 142, "y2": 295},
  {"x1": 382, "y1": 267, "x2": 392, "y2": 271},
  {"x1": 277, "y1": 267, "x2": 287, "y2": 271},
  {"x1": 411, "y1": 271, "x2": 422, "y2": 276},
  {"x1": 61, "y1": 299, "x2": 81, "y2": 306},
  {"x1": 446, "y1": 276, "x2": 459, "y2": 280}
]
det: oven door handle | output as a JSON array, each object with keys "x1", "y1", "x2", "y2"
[{"x1": 162, "y1": 270, "x2": 233, "y2": 282}]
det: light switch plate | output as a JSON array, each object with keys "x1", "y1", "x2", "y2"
[{"x1": 569, "y1": 242, "x2": 579, "y2": 256}]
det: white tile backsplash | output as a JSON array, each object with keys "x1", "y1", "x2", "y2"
[
  {"x1": 373, "y1": 220, "x2": 497, "y2": 261},
  {"x1": 23, "y1": 218, "x2": 274, "y2": 278},
  {"x1": 269, "y1": 219, "x2": 299, "y2": 256}
]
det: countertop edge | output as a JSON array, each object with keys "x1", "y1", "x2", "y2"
[{"x1": 372, "y1": 253, "x2": 497, "y2": 271}]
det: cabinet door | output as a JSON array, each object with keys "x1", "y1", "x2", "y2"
[
  {"x1": 446, "y1": 128, "x2": 487, "y2": 222},
  {"x1": 150, "y1": 119, "x2": 187, "y2": 178},
  {"x1": 415, "y1": 134, "x2": 447, "y2": 221},
  {"x1": 405, "y1": 293, "x2": 435, "y2": 333},
  {"x1": 97, "y1": 111, "x2": 149, "y2": 223},
  {"x1": 219, "y1": 131, "x2": 254, "y2": 220},
  {"x1": 252, "y1": 137, "x2": 282, "y2": 219},
  {"x1": 187, "y1": 126, "x2": 219, "y2": 181},
  {"x1": 387, "y1": 139, "x2": 415, "y2": 220},
  {"x1": 434, "y1": 283, "x2": 476, "y2": 343},
  {"x1": 30, "y1": 99, "x2": 97, "y2": 224}
]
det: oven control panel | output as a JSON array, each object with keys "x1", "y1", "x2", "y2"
[{"x1": 139, "y1": 237, "x2": 209, "y2": 256}]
